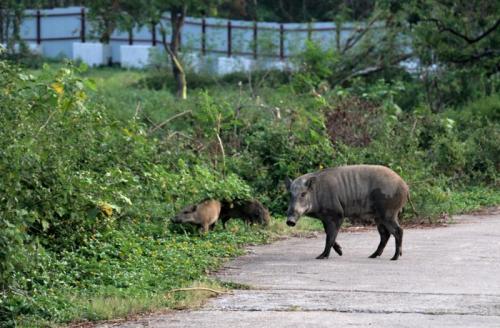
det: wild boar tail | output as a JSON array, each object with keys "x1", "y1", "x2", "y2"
[{"x1": 407, "y1": 194, "x2": 418, "y2": 218}]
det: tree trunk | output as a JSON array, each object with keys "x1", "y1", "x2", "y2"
[
  {"x1": 169, "y1": 5, "x2": 187, "y2": 100},
  {"x1": 99, "y1": 0, "x2": 120, "y2": 44},
  {"x1": 8, "y1": 6, "x2": 23, "y2": 53},
  {"x1": 0, "y1": 6, "x2": 4, "y2": 44}
]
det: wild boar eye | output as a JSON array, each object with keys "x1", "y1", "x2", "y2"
[{"x1": 300, "y1": 192, "x2": 307, "y2": 197}]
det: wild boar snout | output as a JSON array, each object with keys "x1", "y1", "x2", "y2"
[{"x1": 286, "y1": 205, "x2": 299, "y2": 226}]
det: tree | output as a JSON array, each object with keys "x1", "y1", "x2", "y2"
[
  {"x1": 161, "y1": 3, "x2": 189, "y2": 100},
  {"x1": 402, "y1": 0, "x2": 500, "y2": 110},
  {"x1": 116, "y1": 0, "x2": 144, "y2": 43},
  {"x1": 87, "y1": 0, "x2": 121, "y2": 44},
  {"x1": 294, "y1": 0, "x2": 413, "y2": 92},
  {"x1": 232, "y1": 0, "x2": 376, "y2": 22},
  {"x1": 406, "y1": 0, "x2": 500, "y2": 74},
  {"x1": 142, "y1": 1, "x2": 221, "y2": 100},
  {"x1": 0, "y1": 1, "x2": 24, "y2": 52}
]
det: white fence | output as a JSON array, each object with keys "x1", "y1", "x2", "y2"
[{"x1": 9, "y1": 6, "x2": 394, "y2": 74}]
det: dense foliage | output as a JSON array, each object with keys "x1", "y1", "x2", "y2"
[
  {"x1": 1, "y1": 47, "x2": 499, "y2": 328},
  {"x1": 0, "y1": 59, "x2": 257, "y2": 326}
]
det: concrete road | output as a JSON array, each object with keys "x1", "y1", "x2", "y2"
[{"x1": 101, "y1": 212, "x2": 500, "y2": 327}]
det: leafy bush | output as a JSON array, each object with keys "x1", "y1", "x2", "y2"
[
  {"x1": 291, "y1": 41, "x2": 338, "y2": 93},
  {"x1": 135, "y1": 68, "x2": 291, "y2": 93},
  {"x1": 1, "y1": 62, "x2": 152, "y2": 252},
  {"x1": 225, "y1": 111, "x2": 335, "y2": 211},
  {"x1": 0, "y1": 43, "x2": 48, "y2": 69},
  {"x1": 324, "y1": 95, "x2": 382, "y2": 147},
  {"x1": 447, "y1": 93, "x2": 500, "y2": 127},
  {"x1": 135, "y1": 70, "x2": 217, "y2": 91},
  {"x1": 0, "y1": 59, "x2": 258, "y2": 326}
]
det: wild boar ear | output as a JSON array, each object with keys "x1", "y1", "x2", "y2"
[
  {"x1": 305, "y1": 176, "x2": 317, "y2": 190},
  {"x1": 285, "y1": 176, "x2": 292, "y2": 191}
]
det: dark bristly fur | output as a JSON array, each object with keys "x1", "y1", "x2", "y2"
[
  {"x1": 220, "y1": 200, "x2": 270, "y2": 228},
  {"x1": 285, "y1": 165, "x2": 408, "y2": 261}
]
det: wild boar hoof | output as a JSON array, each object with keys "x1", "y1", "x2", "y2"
[
  {"x1": 390, "y1": 255, "x2": 399, "y2": 261},
  {"x1": 369, "y1": 252, "x2": 379, "y2": 258},
  {"x1": 316, "y1": 253, "x2": 329, "y2": 259},
  {"x1": 333, "y1": 244, "x2": 343, "y2": 256}
]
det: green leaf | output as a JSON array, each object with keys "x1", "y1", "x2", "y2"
[
  {"x1": 84, "y1": 79, "x2": 97, "y2": 91},
  {"x1": 41, "y1": 219, "x2": 50, "y2": 232}
]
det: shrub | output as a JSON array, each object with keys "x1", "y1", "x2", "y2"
[
  {"x1": 228, "y1": 114, "x2": 335, "y2": 212},
  {"x1": 462, "y1": 124, "x2": 499, "y2": 183},
  {"x1": 0, "y1": 59, "x2": 254, "y2": 316},
  {"x1": 291, "y1": 41, "x2": 338, "y2": 93},
  {"x1": 324, "y1": 95, "x2": 382, "y2": 147},
  {"x1": 136, "y1": 68, "x2": 291, "y2": 93}
]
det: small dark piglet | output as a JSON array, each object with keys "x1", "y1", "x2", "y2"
[{"x1": 220, "y1": 200, "x2": 270, "y2": 229}]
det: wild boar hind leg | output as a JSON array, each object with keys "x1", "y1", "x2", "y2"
[
  {"x1": 380, "y1": 215, "x2": 403, "y2": 261},
  {"x1": 317, "y1": 217, "x2": 343, "y2": 260},
  {"x1": 386, "y1": 220, "x2": 403, "y2": 261},
  {"x1": 332, "y1": 241, "x2": 343, "y2": 256}
]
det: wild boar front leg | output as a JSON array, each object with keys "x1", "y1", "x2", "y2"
[
  {"x1": 320, "y1": 220, "x2": 343, "y2": 256},
  {"x1": 317, "y1": 217, "x2": 342, "y2": 259}
]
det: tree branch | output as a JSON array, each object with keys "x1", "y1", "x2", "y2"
[
  {"x1": 163, "y1": 42, "x2": 185, "y2": 76},
  {"x1": 339, "y1": 53, "x2": 414, "y2": 84},
  {"x1": 215, "y1": 113, "x2": 225, "y2": 177},
  {"x1": 447, "y1": 49, "x2": 499, "y2": 64},
  {"x1": 278, "y1": 0, "x2": 294, "y2": 21},
  {"x1": 425, "y1": 18, "x2": 500, "y2": 44},
  {"x1": 342, "y1": 12, "x2": 382, "y2": 54},
  {"x1": 149, "y1": 110, "x2": 192, "y2": 134}
]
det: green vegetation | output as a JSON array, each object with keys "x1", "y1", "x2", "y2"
[
  {"x1": 1, "y1": 57, "x2": 498, "y2": 326},
  {"x1": 0, "y1": 51, "x2": 498, "y2": 326}
]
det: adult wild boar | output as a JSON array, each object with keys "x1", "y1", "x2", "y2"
[
  {"x1": 171, "y1": 199, "x2": 221, "y2": 233},
  {"x1": 220, "y1": 200, "x2": 271, "y2": 228},
  {"x1": 285, "y1": 165, "x2": 409, "y2": 261}
]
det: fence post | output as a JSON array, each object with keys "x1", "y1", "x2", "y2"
[
  {"x1": 36, "y1": 10, "x2": 41, "y2": 45},
  {"x1": 253, "y1": 21, "x2": 257, "y2": 59},
  {"x1": 151, "y1": 22, "x2": 156, "y2": 46},
  {"x1": 80, "y1": 8, "x2": 85, "y2": 43},
  {"x1": 128, "y1": 30, "x2": 133, "y2": 45},
  {"x1": 279, "y1": 24, "x2": 284, "y2": 60},
  {"x1": 307, "y1": 22, "x2": 312, "y2": 41},
  {"x1": 201, "y1": 17, "x2": 206, "y2": 55},
  {"x1": 227, "y1": 20, "x2": 232, "y2": 57}
]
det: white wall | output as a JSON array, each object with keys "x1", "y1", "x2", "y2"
[{"x1": 14, "y1": 7, "x2": 408, "y2": 74}]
